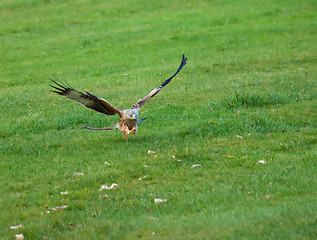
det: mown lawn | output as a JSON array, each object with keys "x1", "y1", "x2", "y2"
[{"x1": 1, "y1": 0, "x2": 316, "y2": 239}]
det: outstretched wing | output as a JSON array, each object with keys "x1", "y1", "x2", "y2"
[
  {"x1": 50, "y1": 79, "x2": 121, "y2": 116},
  {"x1": 133, "y1": 54, "x2": 187, "y2": 110}
]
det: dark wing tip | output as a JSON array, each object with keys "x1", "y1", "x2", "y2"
[
  {"x1": 160, "y1": 53, "x2": 187, "y2": 88},
  {"x1": 50, "y1": 78, "x2": 76, "y2": 96},
  {"x1": 181, "y1": 54, "x2": 187, "y2": 69}
]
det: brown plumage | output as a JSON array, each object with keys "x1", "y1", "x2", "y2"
[{"x1": 50, "y1": 54, "x2": 187, "y2": 139}]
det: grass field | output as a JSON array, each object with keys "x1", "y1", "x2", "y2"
[{"x1": 1, "y1": 0, "x2": 317, "y2": 239}]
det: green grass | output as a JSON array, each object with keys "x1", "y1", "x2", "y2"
[{"x1": 1, "y1": 0, "x2": 316, "y2": 239}]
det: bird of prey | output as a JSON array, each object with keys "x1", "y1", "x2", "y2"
[{"x1": 50, "y1": 54, "x2": 187, "y2": 139}]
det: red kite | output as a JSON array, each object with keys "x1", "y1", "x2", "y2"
[{"x1": 51, "y1": 54, "x2": 187, "y2": 139}]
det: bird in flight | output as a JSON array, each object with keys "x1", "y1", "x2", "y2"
[{"x1": 50, "y1": 54, "x2": 187, "y2": 139}]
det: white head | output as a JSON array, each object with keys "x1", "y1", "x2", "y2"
[{"x1": 127, "y1": 109, "x2": 139, "y2": 120}]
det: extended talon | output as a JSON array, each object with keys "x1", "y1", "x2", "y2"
[{"x1": 130, "y1": 129, "x2": 136, "y2": 134}]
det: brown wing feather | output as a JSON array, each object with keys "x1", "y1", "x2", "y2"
[
  {"x1": 134, "y1": 54, "x2": 187, "y2": 110},
  {"x1": 50, "y1": 79, "x2": 121, "y2": 116}
]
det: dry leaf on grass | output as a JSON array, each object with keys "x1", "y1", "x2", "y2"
[
  {"x1": 14, "y1": 234, "x2": 24, "y2": 239},
  {"x1": 10, "y1": 225, "x2": 22, "y2": 229},
  {"x1": 149, "y1": 217, "x2": 156, "y2": 220},
  {"x1": 138, "y1": 176, "x2": 147, "y2": 181},
  {"x1": 236, "y1": 135, "x2": 244, "y2": 139},
  {"x1": 54, "y1": 186, "x2": 60, "y2": 189},
  {"x1": 257, "y1": 160, "x2": 266, "y2": 164},
  {"x1": 61, "y1": 191, "x2": 68, "y2": 195},
  {"x1": 52, "y1": 205, "x2": 67, "y2": 210},
  {"x1": 104, "y1": 161, "x2": 110, "y2": 165},
  {"x1": 144, "y1": 165, "x2": 150, "y2": 168},
  {"x1": 154, "y1": 198, "x2": 167, "y2": 203},
  {"x1": 73, "y1": 172, "x2": 84, "y2": 176},
  {"x1": 148, "y1": 150, "x2": 155, "y2": 154},
  {"x1": 266, "y1": 194, "x2": 271, "y2": 200},
  {"x1": 99, "y1": 183, "x2": 118, "y2": 191},
  {"x1": 191, "y1": 164, "x2": 201, "y2": 168}
]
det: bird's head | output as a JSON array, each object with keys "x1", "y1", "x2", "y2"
[{"x1": 127, "y1": 109, "x2": 139, "y2": 120}]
